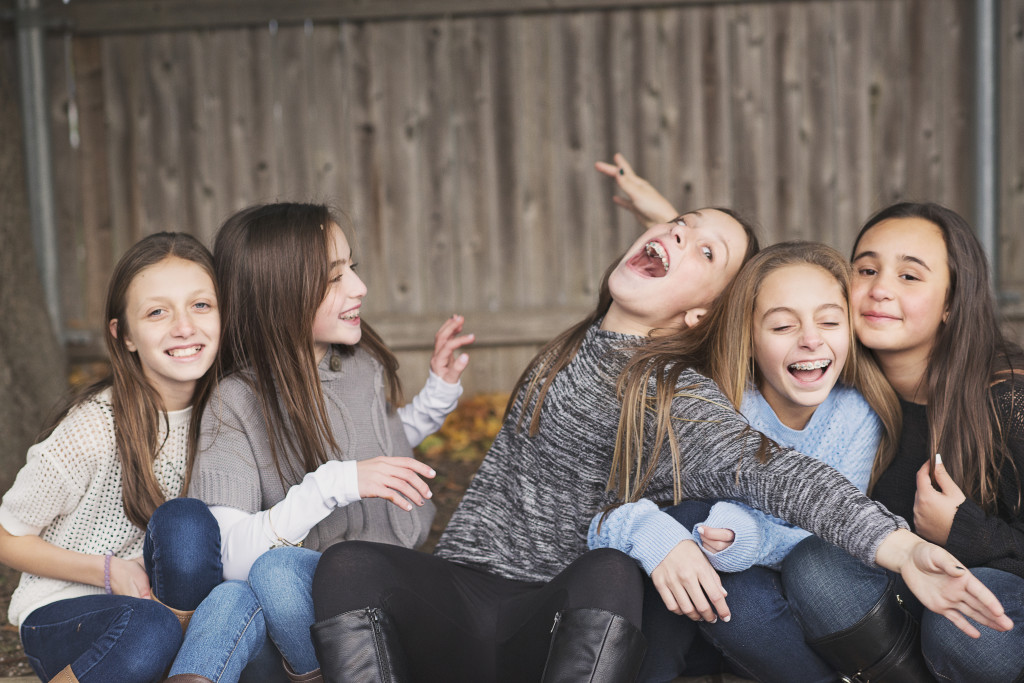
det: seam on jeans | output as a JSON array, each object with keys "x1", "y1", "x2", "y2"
[
  {"x1": 69, "y1": 602, "x2": 137, "y2": 681},
  {"x1": 923, "y1": 651, "x2": 951, "y2": 682},
  {"x1": 214, "y1": 605, "x2": 263, "y2": 683}
]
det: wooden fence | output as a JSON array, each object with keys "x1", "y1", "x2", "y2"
[{"x1": 12, "y1": 0, "x2": 1024, "y2": 393}]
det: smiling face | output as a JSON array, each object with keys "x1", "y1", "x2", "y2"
[
  {"x1": 115, "y1": 256, "x2": 220, "y2": 411},
  {"x1": 312, "y1": 224, "x2": 367, "y2": 360},
  {"x1": 752, "y1": 263, "x2": 851, "y2": 429},
  {"x1": 603, "y1": 209, "x2": 750, "y2": 336},
  {"x1": 850, "y1": 217, "x2": 950, "y2": 380}
]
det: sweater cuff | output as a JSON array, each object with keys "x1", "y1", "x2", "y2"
[
  {"x1": 0, "y1": 507, "x2": 43, "y2": 537},
  {"x1": 944, "y1": 498, "x2": 986, "y2": 564},
  {"x1": 697, "y1": 504, "x2": 763, "y2": 573},
  {"x1": 424, "y1": 370, "x2": 463, "y2": 404},
  {"x1": 630, "y1": 509, "x2": 692, "y2": 576}
]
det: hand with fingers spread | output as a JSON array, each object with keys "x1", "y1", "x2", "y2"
[
  {"x1": 913, "y1": 456, "x2": 966, "y2": 545},
  {"x1": 595, "y1": 153, "x2": 679, "y2": 228},
  {"x1": 651, "y1": 539, "x2": 731, "y2": 623},
  {"x1": 696, "y1": 525, "x2": 735, "y2": 554},
  {"x1": 357, "y1": 456, "x2": 436, "y2": 512},
  {"x1": 876, "y1": 528, "x2": 1013, "y2": 638},
  {"x1": 429, "y1": 315, "x2": 474, "y2": 384}
]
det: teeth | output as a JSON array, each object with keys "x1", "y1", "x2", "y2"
[
  {"x1": 644, "y1": 241, "x2": 669, "y2": 272},
  {"x1": 167, "y1": 345, "x2": 201, "y2": 358},
  {"x1": 341, "y1": 311, "x2": 360, "y2": 321},
  {"x1": 789, "y1": 359, "x2": 831, "y2": 371}
]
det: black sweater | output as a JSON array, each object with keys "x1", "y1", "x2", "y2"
[{"x1": 872, "y1": 377, "x2": 1024, "y2": 579}]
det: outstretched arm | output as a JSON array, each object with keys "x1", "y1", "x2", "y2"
[{"x1": 595, "y1": 153, "x2": 678, "y2": 228}]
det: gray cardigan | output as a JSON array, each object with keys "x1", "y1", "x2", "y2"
[{"x1": 190, "y1": 346, "x2": 435, "y2": 552}]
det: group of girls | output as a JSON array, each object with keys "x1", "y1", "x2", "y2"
[{"x1": 0, "y1": 152, "x2": 1019, "y2": 683}]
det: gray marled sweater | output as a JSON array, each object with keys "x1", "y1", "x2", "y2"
[{"x1": 435, "y1": 324, "x2": 906, "y2": 582}]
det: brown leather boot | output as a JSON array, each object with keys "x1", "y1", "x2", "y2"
[
  {"x1": 283, "y1": 659, "x2": 324, "y2": 682},
  {"x1": 49, "y1": 665, "x2": 79, "y2": 682},
  {"x1": 164, "y1": 675, "x2": 214, "y2": 682},
  {"x1": 153, "y1": 595, "x2": 194, "y2": 633}
]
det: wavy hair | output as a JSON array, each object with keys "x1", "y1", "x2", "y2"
[{"x1": 854, "y1": 202, "x2": 1023, "y2": 511}]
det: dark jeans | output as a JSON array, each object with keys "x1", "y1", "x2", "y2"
[
  {"x1": 313, "y1": 543, "x2": 644, "y2": 683},
  {"x1": 21, "y1": 498, "x2": 221, "y2": 682},
  {"x1": 783, "y1": 535, "x2": 1024, "y2": 683},
  {"x1": 639, "y1": 500, "x2": 833, "y2": 683}
]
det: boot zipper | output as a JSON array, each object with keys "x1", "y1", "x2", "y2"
[
  {"x1": 550, "y1": 611, "x2": 562, "y2": 634},
  {"x1": 368, "y1": 608, "x2": 391, "y2": 683}
]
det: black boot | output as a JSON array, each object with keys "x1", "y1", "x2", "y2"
[
  {"x1": 807, "y1": 578, "x2": 934, "y2": 682},
  {"x1": 540, "y1": 608, "x2": 647, "y2": 683},
  {"x1": 310, "y1": 607, "x2": 410, "y2": 683}
]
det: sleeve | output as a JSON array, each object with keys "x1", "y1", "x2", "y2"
[
  {"x1": 696, "y1": 502, "x2": 776, "y2": 572},
  {"x1": 666, "y1": 373, "x2": 907, "y2": 568},
  {"x1": 943, "y1": 380, "x2": 1024, "y2": 569},
  {"x1": 0, "y1": 401, "x2": 107, "y2": 536},
  {"x1": 187, "y1": 385, "x2": 264, "y2": 513},
  {"x1": 211, "y1": 460, "x2": 361, "y2": 580},
  {"x1": 587, "y1": 500, "x2": 691, "y2": 575},
  {"x1": 397, "y1": 371, "x2": 463, "y2": 447}
]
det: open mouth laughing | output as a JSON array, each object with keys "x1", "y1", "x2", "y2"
[
  {"x1": 628, "y1": 241, "x2": 670, "y2": 277},
  {"x1": 788, "y1": 359, "x2": 831, "y2": 382}
]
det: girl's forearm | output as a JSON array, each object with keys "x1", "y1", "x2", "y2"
[{"x1": 0, "y1": 524, "x2": 106, "y2": 587}]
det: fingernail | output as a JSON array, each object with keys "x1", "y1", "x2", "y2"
[
  {"x1": 426, "y1": 490, "x2": 433, "y2": 498},
  {"x1": 723, "y1": 615, "x2": 731, "y2": 623},
  {"x1": 710, "y1": 617, "x2": 717, "y2": 624},
  {"x1": 429, "y1": 469, "x2": 436, "y2": 477},
  {"x1": 955, "y1": 565, "x2": 964, "y2": 571},
  {"x1": 619, "y1": 168, "x2": 625, "y2": 176},
  {"x1": 696, "y1": 526, "x2": 703, "y2": 534},
  {"x1": 935, "y1": 453, "x2": 943, "y2": 466},
  {"x1": 406, "y1": 504, "x2": 413, "y2": 511},
  {"x1": 722, "y1": 589, "x2": 728, "y2": 596}
]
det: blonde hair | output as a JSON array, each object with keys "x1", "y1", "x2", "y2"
[{"x1": 611, "y1": 241, "x2": 900, "y2": 503}]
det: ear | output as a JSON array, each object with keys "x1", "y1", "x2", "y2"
[
  {"x1": 683, "y1": 307, "x2": 708, "y2": 328},
  {"x1": 110, "y1": 318, "x2": 137, "y2": 352},
  {"x1": 942, "y1": 307, "x2": 950, "y2": 324}
]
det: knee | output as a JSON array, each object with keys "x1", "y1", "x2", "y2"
[
  {"x1": 249, "y1": 547, "x2": 317, "y2": 599},
  {"x1": 663, "y1": 499, "x2": 713, "y2": 528},
  {"x1": 780, "y1": 536, "x2": 845, "y2": 599},
  {"x1": 122, "y1": 601, "x2": 184, "y2": 677},
  {"x1": 203, "y1": 580, "x2": 262, "y2": 614},
  {"x1": 149, "y1": 497, "x2": 217, "y2": 536},
  {"x1": 314, "y1": 541, "x2": 400, "y2": 591}
]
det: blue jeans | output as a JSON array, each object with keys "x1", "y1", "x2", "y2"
[
  {"x1": 169, "y1": 580, "x2": 285, "y2": 682},
  {"x1": 640, "y1": 501, "x2": 832, "y2": 683},
  {"x1": 248, "y1": 546, "x2": 321, "y2": 675},
  {"x1": 783, "y1": 535, "x2": 1024, "y2": 682},
  {"x1": 20, "y1": 498, "x2": 221, "y2": 682}
]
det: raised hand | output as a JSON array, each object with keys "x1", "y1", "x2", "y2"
[
  {"x1": 429, "y1": 315, "x2": 474, "y2": 384},
  {"x1": 357, "y1": 456, "x2": 436, "y2": 511},
  {"x1": 595, "y1": 152, "x2": 679, "y2": 228},
  {"x1": 651, "y1": 539, "x2": 731, "y2": 623}
]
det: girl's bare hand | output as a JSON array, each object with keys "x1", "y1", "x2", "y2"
[
  {"x1": 595, "y1": 153, "x2": 679, "y2": 228},
  {"x1": 651, "y1": 539, "x2": 731, "y2": 623},
  {"x1": 357, "y1": 457, "x2": 436, "y2": 511},
  {"x1": 429, "y1": 315, "x2": 474, "y2": 384},
  {"x1": 108, "y1": 555, "x2": 151, "y2": 599}
]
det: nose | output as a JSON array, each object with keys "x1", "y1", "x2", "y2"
[
  {"x1": 668, "y1": 222, "x2": 687, "y2": 248},
  {"x1": 798, "y1": 328, "x2": 823, "y2": 350},
  {"x1": 349, "y1": 270, "x2": 368, "y2": 299},
  {"x1": 867, "y1": 278, "x2": 893, "y2": 301},
  {"x1": 172, "y1": 310, "x2": 196, "y2": 337}
]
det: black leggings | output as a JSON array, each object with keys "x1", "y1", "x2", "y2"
[{"x1": 312, "y1": 543, "x2": 643, "y2": 683}]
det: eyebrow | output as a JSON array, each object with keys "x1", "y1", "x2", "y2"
[
  {"x1": 852, "y1": 250, "x2": 932, "y2": 271},
  {"x1": 761, "y1": 302, "x2": 846, "y2": 317}
]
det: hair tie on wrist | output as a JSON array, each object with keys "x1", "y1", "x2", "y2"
[{"x1": 104, "y1": 550, "x2": 113, "y2": 594}]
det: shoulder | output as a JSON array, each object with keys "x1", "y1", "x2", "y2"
[
  {"x1": 830, "y1": 384, "x2": 876, "y2": 418},
  {"x1": 49, "y1": 388, "x2": 116, "y2": 444}
]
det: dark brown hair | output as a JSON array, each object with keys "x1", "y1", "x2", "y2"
[
  {"x1": 853, "y1": 202, "x2": 1023, "y2": 511},
  {"x1": 41, "y1": 232, "x2": 217, "y2": 529},
  {"x1": 210, "y1": 203, "x2": 402, "y2": 485}
]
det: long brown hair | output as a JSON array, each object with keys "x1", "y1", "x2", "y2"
[
  {"x1": 209, "y1": 202, "x2": 402, "y2": 486},
  {"x1": 854, "y1": 202, "x2": 1024, "y2": 511},
  {"x1": 609, "y1": 241, "x2": 901, "y2": 504},
  {"x1": 708, "y1": 241, "x2": 900, "y2": 492},
  {"x1": 40, "y1": 233, "x2": 218, "y2": 529},
  {"x1": 508, "y1": 208, "x2": 761, "y2": 437}
]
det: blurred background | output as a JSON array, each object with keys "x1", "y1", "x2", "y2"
[{"x1": 2, "y1": 0, "x2": 1023, "y2": 492}]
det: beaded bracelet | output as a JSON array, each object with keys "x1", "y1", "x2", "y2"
[{"x1": 103, "y1": 550, "x2": 113, "y2": 594}]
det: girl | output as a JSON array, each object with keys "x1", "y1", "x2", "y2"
[
  {"x1": 310, "y1": 208, "x2": 1008, "y2": 683},
  {"x1": 169, "y1": 202, "x2": 472, "y2": 682},
  {"x1": 0, "y1": 233, "x2": 222, "y2": 683},
  {"x1": 590, "y1": 241, "x2": 902, "y2": 681},
  {"x1": 781, "y1": 203, "x2": 1024, "y2": 682}
]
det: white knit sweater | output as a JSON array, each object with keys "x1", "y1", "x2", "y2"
[{"x1": 0, "y1": 388, "x2": 189, "y2": 626}]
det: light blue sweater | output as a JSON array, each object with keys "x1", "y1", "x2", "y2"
[{"x1": 588, "y1": 383, "x2": 881, "y2": 573}]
